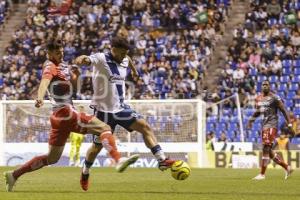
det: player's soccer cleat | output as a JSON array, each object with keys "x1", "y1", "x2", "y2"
[
  {"x1": 4, "y1": 171, "x2": 16, "y2": 192},
  {"x1": 116, "y1": 154, "x2": 140, "y2": 173},
  {"x1": 80, "y1": 172, "x2": 90, "y2": 191},
  {"x1": 158, "y1": 158, "x2": 176, "y2": 171},
  {"x1": 285, "y1": 166, "x2": 293, "y2": 180},
  {"x1": 252, "y1": 174, "x2": 265, "y2": 180}
]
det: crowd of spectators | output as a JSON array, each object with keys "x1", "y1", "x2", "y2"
[
  {"x1": 0, "y1": 0, "x2": 231, "y2": 100},
  {"x1": 206, "y1": 0, "x2": 300, "y2": 144}
]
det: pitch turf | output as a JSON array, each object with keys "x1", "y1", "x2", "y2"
[{"x1": 0, "y1": 167, "x2": 299, "y2": 200}]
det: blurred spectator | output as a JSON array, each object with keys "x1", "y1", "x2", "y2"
[
  {"x1": 274, "y1": 133, "x2": 289, "y2": 150},
  {"x1": 218, "y1": 132, "x2": 227, "y2": 142}
]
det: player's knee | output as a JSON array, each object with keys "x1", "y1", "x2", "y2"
[
  {"x1": 47, "y1": 156, "x2": 60, "y2": 165},
  {"x1": 140, "y1": 122, "x2": 152, "y2": 133}
]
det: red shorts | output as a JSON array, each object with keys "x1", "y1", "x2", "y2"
[
  {"x1": 49, "y1": 105, "x2": 94, "y2": 146},
  {"x1": 261, "y1": 128, "x2": 277, "y2": 145}
]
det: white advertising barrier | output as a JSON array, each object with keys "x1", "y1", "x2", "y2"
[
  {"x1": 232, "y1": 155, "x2": 259, "y2": 169},
  {"x1": 213, "y1": 142, "x2": 253, "y2": 152}
]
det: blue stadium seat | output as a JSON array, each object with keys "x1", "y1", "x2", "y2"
[
  {"x1": 289, "y1": 83, "x2": 299, "y2": 91},
  {"x1": 228, "y1": 122, "x2": 238, "y2": 131},
  {"x1": 278, "y1": 83, "x2": 287, "y2": 91},
  {"x1": 285, "y1": 99, "x2": 294, "y2": 108},
  {"x1": 283, "y1": 68, "x2": 292, "y2": 75},
  {"x1": 294, "y1": 107, "x2": 300, "y2": 115},
  {"x1": 155, "y1": 77, "x2": 164, "y2": 85},
  {"x1": 295, "y1": 68, "x2": 300, "y2": 75},
  {"x1": 287, "y1": 91, "x2": 296, "y2": 99},
  {"x1": 249, "y1": 68, "x2": 257, "y2": 76},
  {"x1": 269, "y1": 75, "x2": 278, "y2": 83},
  {"x1": 268, "y1": 18, "x2": 277, "y2": 26},
  {"x1": 278, "y1": 91, "x2": 285, "y2": 98},
  {"x1": 291, "y1": 75, "x2": 300, "y2": 83},
  {"x1": 282, "y1": 60, "x2": 292, "y2": 68},
  {"x1": 294, "y1": 60, "x2": 300, "y2": 68},
  {"x1": 280, "y1": 75, "x2": 290, "y2": 83},
  {"x1": 270, "y1": 83, "x2": 277, "y2": 91},
  {"x1": 257, "y1": 75, "x2": 267, "y2": 83},
  {"x1": 207, "y1": 116, "x2": 217, "y2": 123}
]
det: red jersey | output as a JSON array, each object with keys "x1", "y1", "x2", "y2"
[
  {"x1": 42, "y1": 60, "x2": 73, "y2": 110},
  {"x1": 255, "y1": 92, "x2": 281, "y2": 129}
]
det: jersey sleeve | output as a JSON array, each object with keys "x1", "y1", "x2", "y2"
[
  {"x1": 88, "y1": 52, "x2": 105, "y2": 66},
  {"x1": 42, "y1": 62, "x2": 56, "y2": 80}
]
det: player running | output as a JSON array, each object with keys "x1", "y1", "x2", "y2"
[
  {"x1": 75, "y1": 36, "x2": 175, "y2": 191},
  {"x1": 3, "y1": 41, "x2": 138, "y2": 192},
  {"x1": 247, "y1": 80, "x2": 293, "y2": 180}
]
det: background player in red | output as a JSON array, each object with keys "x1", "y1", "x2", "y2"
[
  {"x1": 3, "y1": 41, "x2": 138, "y2": 192},
  {"x1": 247, "y1": 80, "x2": 293, "y2": 180}
]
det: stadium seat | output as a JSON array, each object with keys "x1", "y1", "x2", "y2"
[
  {"x1": 295, "y1": 68, "x2": 300, "y2": 75},
  {"x1": 257, "y1": 75, "x2": 267, "y2": 83},
  {"x1": 289, "y1": 83, "x2": 299, "y2": 91},
  {"x1": 249, "y1": 68, "x2": 257, "y2": 76},
  {"x1": 280, "y1": 75, "x2": 290, "y2": 83},
  {"x1": 294, "y1": 60, "x2": 300, "y2": 68},
  {"x1": 291, "y1": 75, "x2": 300, "y2": 83},
  {"x1": 287, "y1": 91, "x2": 296, "y2": 99},
  {"x1": 282, "y1": 60, "x2": 292, "y2": 68},
  {"x1": 270, "y1": 83, "x2": 277, "y2": 91},
  {"x1": 268, "y1": 18, "x2": 277, "y2": 26},
  {"x1": 269, "y1": 75, "x2": 278, "y2": 83},
  {"x1": 283, "y1": 68, "x2": 292, "y2": 75},
  {"x1": 278, "y1": 83, "x2": 287, "y2": 91},
  {"x1": 285, "y1": 99, "x2": 294, "y2": 108}
]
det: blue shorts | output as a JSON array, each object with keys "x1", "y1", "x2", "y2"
[{"x1": 92, "y1": 107, "x2": 141, "y2": 145}]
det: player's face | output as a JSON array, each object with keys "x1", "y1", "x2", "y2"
[
  {"x1": 111, "y1": 47, "x2": 128, "y2": 63},
  {"x1": 262, "y1": 81, "x2": 270, "y2": 94},
  {"x1": 48, "y1": 48, "x2": 64, "y2": 63}
]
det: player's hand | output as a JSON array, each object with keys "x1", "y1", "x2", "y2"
[
  {"x1": 35, "y1": 99, "x2": 44, "y2": 108},
  {"x1": 75, "y1": 55, "x2": 90, "y2": 66},
  {"x1": 131, "y1": 70, "x2": 139, "y2": 81}
]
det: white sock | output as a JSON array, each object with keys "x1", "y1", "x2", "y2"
[
  {"x1": 82, "y1": 163, "x2": 90, "y2": 175},
  {"x1": 154, "y1": 150, "x2": 166, "y2": 162}
]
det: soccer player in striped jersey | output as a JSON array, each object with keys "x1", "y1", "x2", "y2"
[
  {"x1": 4, "y1": 41, "x2": 137, "y2": 192},
  {"x1": 247, "y1": 80, "x2": 293, "y2": 180},
  {"x1": 75, "y1": 36, "x2": 175, "y2": 191}
]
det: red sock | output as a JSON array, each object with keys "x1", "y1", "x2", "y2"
[
  {"x1": 100, "y1": 131, "x2": 120, "y2": 162},
  {"x1": 261, "y1": 157, "x2": 269, "y2": 175},
  {"x1": 12, "y1": 155, "x2": 48, "y2": 179},
  {"x1": 272, "y1": 153, "x2": 288, "y2": 170}
]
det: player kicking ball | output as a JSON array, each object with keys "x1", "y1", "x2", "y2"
[
  {"x1": 75, "y1": 36, "x2": 175, "y2": 191},
  {"x1": 3, "y1": 41, "x2": 138, "y2": 192},
  {"x1": 247, "y1": 80, "x2": 293, "y2": 180}
]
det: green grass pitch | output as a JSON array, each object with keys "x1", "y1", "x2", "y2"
[{"x1": 0, "y1": 167, "x2": 300, "y2": 200}]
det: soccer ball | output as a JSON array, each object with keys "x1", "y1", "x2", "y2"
[{"x1": 171, "y1": 160, "x2": 191, "y2": 180}]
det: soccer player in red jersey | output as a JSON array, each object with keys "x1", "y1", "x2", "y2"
[
  {"x1": 3, "y1": 41, "x2": 137, "y2": 192},
  {"x1": 247, "y1": 80, "x2": 293, "y2": 180}
]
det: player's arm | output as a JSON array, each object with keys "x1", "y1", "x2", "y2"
[
  {"x1": 35, "y1": 78, "x2": 51, "y2": 108},
  {"x1": 126, "y1": 55, "x2": 139, "y2": 81},
  {"x1": 277, "y1": 100, "x2": 294, "y2": 136},
  {"x1": 246, "y1": 109, "x2": 260, "y2": 129},
  {"x1": 74, "y1": 55, "x2": 91, "y2": 66},
  {"x1": 75, "y1": 53, "x2": 104, "y2": 67}
]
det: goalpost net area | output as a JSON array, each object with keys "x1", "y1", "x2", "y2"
[{"x1": 0, "y1": 99, "x2": 206, "y2": 168}]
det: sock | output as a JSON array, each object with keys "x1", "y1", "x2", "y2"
[
  {"x1": 12, "y1": 155, "x2": 48, "y2": 179},
  {"x1": 150, "y1": 145, "x2": 166, "y2": 162},
  {"x1": 272, "y1": 153, "x2": 288, "y2": 170},
  {"x1": 261, "y1": 156, "x2": 270, "y2": 175},
  {"x1": 82, "y1": 159, "x2": 93, "y2": 175},
  {"x1": 100, "y1": 131, "x2": 121, "y2": 162}
]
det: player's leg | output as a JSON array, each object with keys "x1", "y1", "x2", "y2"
[
  {"x1": 269, "y1": 150, "x2": 292, "y2": 179},
  {"x1": 75, "y1": 134, "x2": 84, "y2": 166},
  {"x1": 4, "y1": 145, "x2": 65, "y2": 192},
  {"x1": 69, "y1": 132, "x2": 76, "y2": 166},
  {"x1": 124, "y1": 112, "x2": 175, "y2": 170}
]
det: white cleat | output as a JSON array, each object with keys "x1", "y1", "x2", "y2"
[
  {"x1": 116, "y1": 154, "x2": 140, "y2": 173},
  {"x1": 4, "y1": 171, "x2": 16, "y2": 192},
  {"x1": 285, "y1": 166, "x2": 293, "y2": 180},
  {"x1": 252, "y1": 174, "x2": 265, "y2": 180}
]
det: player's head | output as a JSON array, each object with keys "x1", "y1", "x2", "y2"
[
  {"x1": 262, "y1": 80, "x2": 270, "y2": 94},
  {"x1": 111, "y1": 36, "x2": 130, "y2": 63},
  {"x1": 46, "y1": 41, "x2": 63, "y2": 64}
]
